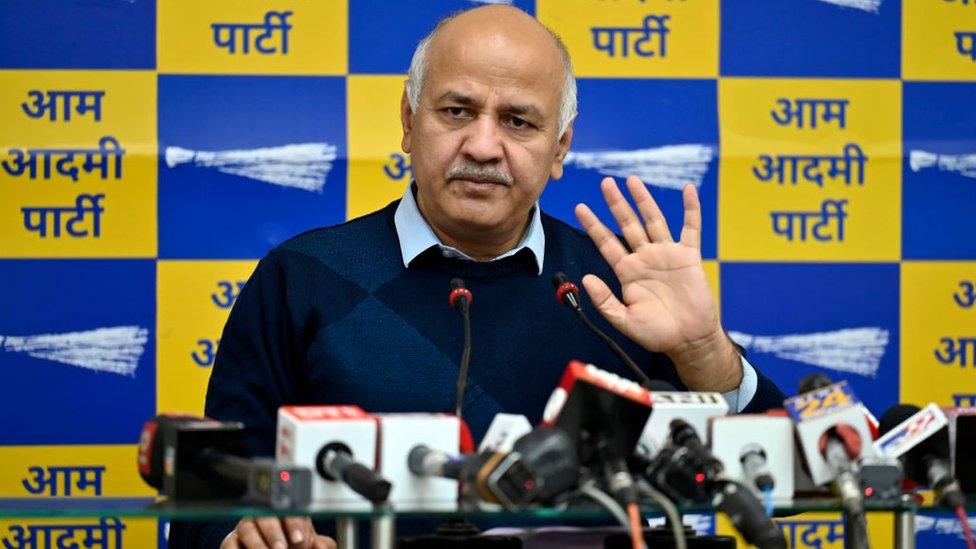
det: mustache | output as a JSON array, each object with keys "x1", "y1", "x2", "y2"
[{"x1": 445, "y1": 164, "x2": 514, "y2": 187}]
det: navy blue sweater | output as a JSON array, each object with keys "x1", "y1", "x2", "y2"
[{"x1": 169, "y1": 201, "x2": 785, "y2": 547}]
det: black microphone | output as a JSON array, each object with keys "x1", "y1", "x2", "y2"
[
  {"x1": 646, "y1": 419, "x2": 787, "y2": 549},
  {"x1": 316, "y1": 442, "x2": 392, "y2": 504},
  {"x1": 551, "y1": 272, "x2": 652, "y2": 387},
  {"x1": 878, "y1": 404, "x2": 966, "y2": 508},
  {"x1": 449, "y1": 278, "x2": 473, "y2": 420}
]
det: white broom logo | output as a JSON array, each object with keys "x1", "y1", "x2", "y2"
[
  {"x1": 728, "y1": 327, "x2": 889, "y2": 378},
  {"x1": 164, "y1": 142, "x2": 338, "y2": 193},
  {"x1": 909, "y1": 150, "x2": 976, "y2": 179},
  {"x1": 564, "y1": 144, "x2": 714, "y2": 191},
  {"x1": 1, "y1": 325, "x2": 149, "y2": 377}
]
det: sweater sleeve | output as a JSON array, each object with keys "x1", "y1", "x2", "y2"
[
  {"x1": 168, "y1": 250, "x2": 302, "y2": 548},
  {"x1": 741, "y1": 365, "x2": 788, "y2": 414}
]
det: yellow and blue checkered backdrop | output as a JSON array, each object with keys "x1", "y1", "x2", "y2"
[{"x1": 1, "y1": 1, "x2": 974, "y2": 547}]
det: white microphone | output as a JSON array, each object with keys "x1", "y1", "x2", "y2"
[
  {"x1": 377, "y1": 413, "x2": 460, "y2": 510},
  {"x1": 636, "y1": 389, "x2": 729, "y2": 461},
  {"x1": 710, "y1": 413, "x2": 795, "y2": 502},
  {"x1": 276, "y1": 405, "x2": 388, "y2": 507}
]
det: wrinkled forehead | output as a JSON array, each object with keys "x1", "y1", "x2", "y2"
[{"x1": 424, "y1": 25, "x2": 564, "y2": 114}]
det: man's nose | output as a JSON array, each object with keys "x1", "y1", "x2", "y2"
[{"x1": 459, "y1": 114, "x2": 504, "y2": 164}]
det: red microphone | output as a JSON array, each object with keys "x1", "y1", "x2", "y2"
[{"x1": 449, "y1": 278, "x2": 472, "y2": 313}]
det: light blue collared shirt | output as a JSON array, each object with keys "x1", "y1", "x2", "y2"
[{"x1": 392, "y1": 184, "x2": 756, "y2": 412}]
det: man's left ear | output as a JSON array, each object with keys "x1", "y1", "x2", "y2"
[{"x1": 549, "y1": 122, "x2": 574, "y2": 181}]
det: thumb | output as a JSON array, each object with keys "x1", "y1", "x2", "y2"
[{"x1": 581, "y1": 274, "x2": 628, "y2": 330}]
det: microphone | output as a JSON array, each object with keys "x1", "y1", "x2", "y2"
[
  {"x1": 636, "y1": 387, "x2": 729, "y2": 461},
  {"x1": 644, "y1": 419, "x2": 787, "y2": 549},
  {"x1": 449, "y1": 278, "x2": 473, "y2": 421},
  {"x1": 376, "y1": 413, "x2": 460, "y2": 510},
  {"x1": 710, "y1": 413, "x2": 795, "y2": 503},
  {"x1": 407, "y1": 427, "x2": 579, "y2": 510},
  {"x1": 876, "y1": 403, "x2": 965, "y2": 507},
  {"x1": 137, "y1": 414, "x2": 312, "y2": 509},
  {"x1": 276, "y1": 405, "x2": 392, "y2": 505},
  {"x1": 784, "y1": 381, "x2": 876, "y2": 548},
  {"x1": 551, "y1": 272, "x2": 652, "y2": 387},
  {"x1": 946, "y1": 406, "x2": 976, "y2": 494},
  {"x1": 541, "y1": 360, "x2": 653, "y2": 505}
]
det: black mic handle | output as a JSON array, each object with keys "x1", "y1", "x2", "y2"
[
  {"x1": 713, "y1": 480, "x2": 787, "y2": 549},
  {"x1": 575, "y1": 308, "x2": 653, "y2": 388},
  {"x1": 340, "y1": 460, "x2": 392, "y2": 504},
  {"x1": 326, "y1": 450, "x2": 392, "y2": 503}
]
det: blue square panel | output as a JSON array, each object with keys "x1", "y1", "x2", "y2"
[
  {"x1": 903, "y1": 83, "x2": 976, "y2": 260},
  {"x1": 349, "y1": 0, "x2": 534, "y2": 74},
  {"x1": 0, "y1": 260, "x2": 155, "y2": 445},
  {"x1": 721, "y1": 262, "x2": 899, "y2": 414},
  {"x1": 541, "y1": 78, "x2": 719, "y2": 259},
  {"x1": 158, "y1": 75, "x2": 347, "y2": 259},
  {"x1": 0, "y1": 0, "x2": 155, "y2": 69},
  {"x1": 720, "y1": 0, "x2": 900, "y2": 77}
]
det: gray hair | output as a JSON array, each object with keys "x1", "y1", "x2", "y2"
[{"x1": 405, "y1": 14, "x2": 578, "y2": 140}]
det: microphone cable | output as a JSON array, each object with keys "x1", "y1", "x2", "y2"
[
  {"x1": 957, "y1": 506, "x2": 976, "y2": 549},
  {"x1": 449, "y1": 278, "x2": 473, "y2": 421},
  {"x1": 551, "y1": 272, "x2": 652, "y2": 387}
]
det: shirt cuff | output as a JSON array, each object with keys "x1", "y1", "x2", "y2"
[{"x1": 721, "y1": 354, "x2": 759, "y2": 413}]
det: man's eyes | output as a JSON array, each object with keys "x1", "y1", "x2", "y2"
[
  {"x1": 440, "y1": 108, "x2": 537, "y2": 130},
  {"x1": 505, "y1": 116, "x2": 534, "y2": 130}
]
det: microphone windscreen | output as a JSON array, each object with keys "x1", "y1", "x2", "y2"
[
  {"x1": 878, "y1": 404, "x2": 921, "y2": 436},
  {"x1": 450, "y1": 278, "x2": 465, "y2": 290},
  {"x1": 551, "y1": 272, "x2": 569, "y2": 289},
  {"x1": 798, "y1": 373, "x2": 833, "y2": 395}
]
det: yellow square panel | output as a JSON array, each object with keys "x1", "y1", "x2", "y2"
[
  {"x1": 0, "y1": 444, "x2": 154, "y2": 498},
  {"x1": 537, "y1": 0, "x2": 718, "y2": 78},
  {"x1": 158, "y1": 1, "x2": 347, "y2": 75},
  {"x1": 717, "y1": 511, "x2": 893, "y2": 549},
  {"x1": 901, "y1": 262, "x2": 976, "y2": 406},
  {"x1": 157, "y1": 260, "x2": 258, "y2": 415},
  {"x1": 347, "y1": 75, "x2": 411, "y2": 220},
  {"x1": 0, "y1": 517, "x2": 157, "y2": 548},
  {"x1": 719, "y1": 78, "x2": 901, "y2": 261},
  {"x1": 903, "y1": 1, "x2": 976, "y2": 81},
  {"x1": 0, "y1": 71, "x2": 156, "y2": 258}
]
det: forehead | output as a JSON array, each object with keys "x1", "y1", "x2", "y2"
[{"x1": 424, "y1": 22, "x2": 564, "y2": 111}]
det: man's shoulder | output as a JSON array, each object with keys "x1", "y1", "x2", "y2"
[
  {"x1": 254, "y1": 201, "x2": 404, "y2": 291},
  {"x1": 274, "y1": 200, "x2": 399, "y2": 257}
]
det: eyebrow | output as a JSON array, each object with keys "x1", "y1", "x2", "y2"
[{"x1": 437, "y1": 91, "x2": 544, "y2": 120}]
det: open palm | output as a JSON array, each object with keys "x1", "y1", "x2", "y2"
[{"x1": 574, "y1": 176, "x2": 721, "y2": 357}]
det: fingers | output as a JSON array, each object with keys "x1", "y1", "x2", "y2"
[
  {"x1": 581, "y1": 274, "x2": 628, "y2": 330},
  {"x1": 679, "y1": 183, "x2": 702, "y2": 249},
  {"x1": 314, "y1": 536, "x2": 337, "y2": 549},
  {"x1": 220, "y1": 530, "x2": 241, "y2": 548},
  {"x1": 282, "y1": 516, "x2": 312, "y2": 546},
  {"x1": 575, "y1": 202, "x2": 627, "y2": 267},
  {"x1": 599, "y1": 176, "x2": 650, "y2": 250},
  {"x1": 236, "y1": 518, "x2": 276, "y2": 549},
  {"x1": 625, "y1": 175, "x2": 673, "y2": 243}
]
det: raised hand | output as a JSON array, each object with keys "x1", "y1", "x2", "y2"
[{"x1": 574, "y1": 176, "x2": 741, "y2": 392}]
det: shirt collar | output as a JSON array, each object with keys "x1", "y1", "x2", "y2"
[{"x1": 393, "y1": 183, "x2": 545, "y2": 275}]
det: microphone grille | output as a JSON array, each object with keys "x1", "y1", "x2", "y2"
[
  {"x1": 451, "y1": 278, "x2": 465, "y2": 290},
  {"x1": 551, "y1": 272, "x2": 569, "y2": 288}
]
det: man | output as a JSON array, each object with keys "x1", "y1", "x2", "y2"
[{"x1": 175, "y1": 5, "x2": 785, "y2": 548}]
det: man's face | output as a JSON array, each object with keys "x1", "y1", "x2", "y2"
[{"x1": 401, "y1": 16, "x2": 573, "y2": 247}]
